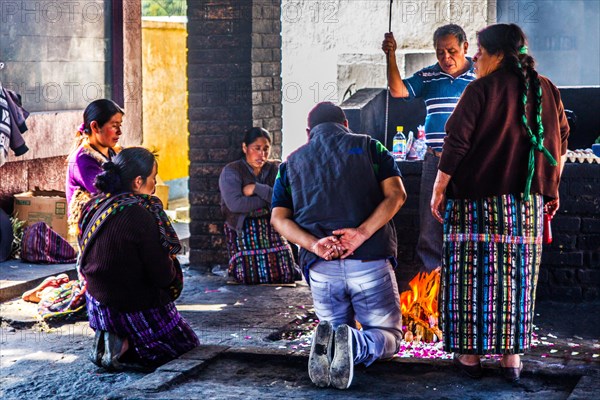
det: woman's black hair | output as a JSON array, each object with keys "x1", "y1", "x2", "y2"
[
  {"x1": 243, "y1": 127, "x2": 271, "y2": 146},
  {"x1": 240, "y1": 127, "x2": 271, "y2": 158},
  {"x1": 94, "y1": 147, "x2": 156, "y2": 194},
  {"x1": 477, "y1": 23, "x2": 557, "y2": 199},
  {"x1": 69, "y1": 99, "x2": 124, "y2": 158},
  {"x1": 81, "y1": 99, "x2": 124, "y2": 135}
]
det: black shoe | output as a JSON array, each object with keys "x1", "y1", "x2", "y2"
[
  {"x1": 500, "y1": 361, "x2": 523, "y2": 382},
  {"x1": 101, "y1": 332, "x2": 126, "y2": 371},
  {"x1": 330, "y1": 324, "x2": 354, "y2": 390},
  {"x1": 453, "y1": 354, "x2": 483, "y2": 379},
  {"x1": 89, "y1": 330, "x2": 105, "y2": 367},
  {"x1": 308, "y1": 321, "x2": 333, "y2": 387}
]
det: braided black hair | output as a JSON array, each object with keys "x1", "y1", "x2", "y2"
[{"x1": 477, "y1": 23, "x2": 557, "y2": 200}]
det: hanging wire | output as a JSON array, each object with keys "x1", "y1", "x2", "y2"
[{"x1": 384, "y1": 0, "x2": 394, "y2": 149}]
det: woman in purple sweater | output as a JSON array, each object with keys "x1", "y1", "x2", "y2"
[
  {"x1": 80, "y1": 147, "x2": 199, "y2": 371},
  {"x1": 66, "y1": 99, "x2": 123, "y2": 239},
  {"x1": 431, "y1": 24, "x2": 569, "y2": 382}
]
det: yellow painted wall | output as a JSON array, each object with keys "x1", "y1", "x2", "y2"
[{"x1": 142, "y1": 19, "x2": 188, "y2": 182}]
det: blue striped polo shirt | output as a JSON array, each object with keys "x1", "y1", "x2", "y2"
[{"x1": 403, "y1": 58, "x2": 476, "y2": 152}]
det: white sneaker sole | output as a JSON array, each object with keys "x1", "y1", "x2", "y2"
[
  {"x1": 308, "y1": 320, "x2": 333, "y2": 387},
  {"x1": 330, "y1": 324, "x2": 354, "y2": 389}
]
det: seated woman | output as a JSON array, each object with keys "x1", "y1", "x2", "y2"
[
  {"x1": 219, "y1": 127, "x2": 299, "y2": 284},
  {"x1": 66, "y1": 99, "x2": 124, "y2": 239},
  {"x1": 79, "y1": 147, "x2": 199, "y2": 370}
]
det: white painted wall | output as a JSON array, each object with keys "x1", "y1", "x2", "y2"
[{"x1": 281, "y1": 0, "x2": 494, "y2": 157}]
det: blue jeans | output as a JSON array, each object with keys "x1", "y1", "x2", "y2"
[
  {"x1": 309, "y1": 259, "x2": 403, "y2": 366},
  {"x1": 416, "y1": 152, "x2": 443, "y2": 271}
]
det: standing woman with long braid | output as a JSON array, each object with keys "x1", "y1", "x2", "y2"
[{"x1": 431, "y1": 24, "x2": 569, "y2": 382}]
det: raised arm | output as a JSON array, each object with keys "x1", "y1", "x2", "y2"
[{"x1": 382, "y1": 32, "x2": 409, "y2": 98}]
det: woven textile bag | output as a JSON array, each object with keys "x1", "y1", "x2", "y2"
[{"x1": 21, "y1": 222, "x2": 77, "y2": 263}]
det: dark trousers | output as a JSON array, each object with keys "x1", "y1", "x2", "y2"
[{"x1": 416, "y1": 152, "x2": 443, "y2": 271}]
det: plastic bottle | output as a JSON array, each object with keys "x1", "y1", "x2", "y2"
[
  {"x1": 406, "y1": 131, "x2": 418, "y2": 160},
  {"x1": 412, "y1": 126, "x2": 427, "y2": 160},
  {"x1": 392, "y1": 126, "x2": 407, "y2": 161}
]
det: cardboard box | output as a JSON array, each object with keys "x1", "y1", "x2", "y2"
[{"x1": 13, "y1": 191, "x2": 68, "y2": 239}]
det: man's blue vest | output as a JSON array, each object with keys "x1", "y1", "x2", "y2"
[{"x1": 286, "y1": 122, "x2": 397, "y2": 269}]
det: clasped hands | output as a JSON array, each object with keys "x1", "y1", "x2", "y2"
[{"x1": 310, "y1": 227, "x2": 369, "y2": 261}]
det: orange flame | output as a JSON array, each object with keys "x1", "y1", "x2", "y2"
[{"x1": 400, "y1": 269, "x2": 440, "y2": 325}]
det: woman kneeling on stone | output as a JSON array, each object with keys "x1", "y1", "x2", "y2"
[
  {"x1": 219, "y1": 127, "x2": 300, "y2": 284},
  {"x1": 79, "y1": 147, "x2": 199, "y2": 371}
]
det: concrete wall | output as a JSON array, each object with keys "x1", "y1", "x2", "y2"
[
  {"x1": 141, "y1": 17, "x2": 189, "y2": 191},
  {"x1": 0, "y1": 0, "x2": 143, "y2": 212},
  {"x1": 281, "y1": 0, "x2": 493, "y2": 157}
]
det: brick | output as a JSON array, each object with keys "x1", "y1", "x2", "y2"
[
  {"x1": 561, "y1": 197, "x2": 600, "y2": 215},
  {"x1": 251, "y1": 62, "x2": 262, "y2": 77},
  {"x1": 583, "y1": 287, "x2": 600, "y2": 301},
  {"x1": 576, "y1": 269, "x2": 600, "y2": 285},
  {"x1": 543, "y1": 285, "x2": 582, "y2": 301},
  {"x1": 188, "y1": 63, "x2": 250, "y2": 80},
  {"x1": 252, "y1": 77, "x2": 273, "y2": 91},
  {"x1": 552, "y1": 233, "x2": 577, "y2": 250},
  {"x1": 262, "y1": 117, "x2": 282, "y2": 131},
  {"x1": 570, "y1": 181, "x2": 600, "y2": 196},
  {"x1": 189, "y1": 135, "x2": 230, "y2": 149},
  {"x1": 273, "y1": 103, "x2": 282, "y2": 117},
  {"x1": 253, "y1": 104, "x2": 273, "y2": 119},
  {"x1": 186, "y1": 20, "x2": 236, "y2": 36},
  {"x1": 188, "y1": 49, "x2": 250, "y2": 65},
  {"x1": 251, "y1": 48, "x2": 273, "y2": 62},
  {"x1": 189, "y1": 177, "x2": 222, "y2": 192},
  {"x1": 582, "y1": 218, "x2": 600, "y2": 233},
  {"x1": 188, "y1": 122, "x2": 248, "y2": 136},
  {"x1": 578, "y1": 235, "x2": 600, "y2": 251},
  {"x1": 189, "y1": 191, "x2": 222, "y2": 206},
  {"x1": 189, "y1": 106, "x2": 252, "y2": 121},
  {"x1": 262, "y1": 62, "x2": 281, "y2": 76},
  {"x1": 253, "y1": 19, "x2": 276, "y2": 34},
  {"x1": 189, "y1": 163, "x2": 225, "y2": 177},
  {"x1": 541, "y1": 251, "x2": 583, "y2": 266},
  {"x1": 190, "y1": 248, "x2": 228, "y2": 267},
  {"x1": 189, "y1": 148, "x2": 236, "y2": 163},
  {"x1": 261, "y1": 34, "x2": 282, "y2": 48},
  {"x1": 551, "y1": 216, "x2": 581, "y2": 233},
  {"x1": 561, "y1": 163, "x2": 600, "y2": 180},
  {"x1": 550, "y1": 268, "x2": 578, "y2": 285},
  {"x1": 190, "y1": 221, "x2": 225, "y2": 236},
  {"x1": 583, "y1": 251, "x2": 600, "y2": 268},
  {"x1": 188, "y1": 234, "x2": 220, "y2": 248},
  {"x1": 190, "y1": 206, "x2": 222, "y2": 220},
  {"x1": 272, "y1": 47, "x2": 282, "y2": 60},
  {"x1": 188, "y1": 34, "x2": 250, "y2": 50}
]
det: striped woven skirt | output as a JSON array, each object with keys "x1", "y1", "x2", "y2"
[
  {"x1": 86, "y1": 293, "x2": 199, "y2": 365},
  {"x1": 225, "y1": 214, "x2": 297, "y2": 284},
  {"x1": 440, "y1": 193, "x2": 543, "y2": 355}
]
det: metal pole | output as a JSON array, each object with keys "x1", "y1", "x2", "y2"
[{"x1": 384, "y1": 0, "x2": 393, "y2": 150}]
